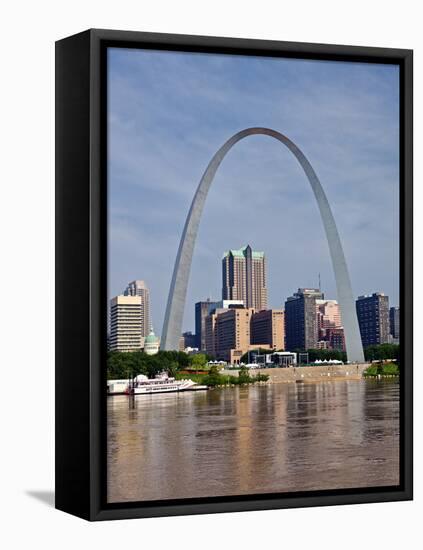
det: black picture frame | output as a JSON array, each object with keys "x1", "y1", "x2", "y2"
[{"x1": 55, "y1": 28, "x2": 413, "y2": 521}]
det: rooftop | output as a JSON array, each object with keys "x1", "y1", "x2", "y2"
[
  {"x1": 144, "y1": 328, "x2": 159, "y2": 344},
  {"x1": 357, "y1": 292, "x2": 386, "y2": 300},
  {"x1": 222, "y1": 244, "x2": 265, "y2": 260}
]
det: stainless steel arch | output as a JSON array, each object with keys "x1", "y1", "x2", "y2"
[{"x1": 161, "y1": 127, "x2": 364, "y2": 362}]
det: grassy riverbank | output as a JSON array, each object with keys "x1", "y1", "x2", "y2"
[{"x1": 363, "y1": 362, "x2": 399, "y2": 377}]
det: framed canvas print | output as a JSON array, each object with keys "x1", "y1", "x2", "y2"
[{"x1": 55, "y1": 29, "x2": 413, "y2": 521}]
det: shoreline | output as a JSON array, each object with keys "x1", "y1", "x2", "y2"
[
  {"x1": 107, "y1": 365, "x2": 399, "y2": 395},
  {"x1": 222, "y1": 364, "x2": 370, "y2": 385}
]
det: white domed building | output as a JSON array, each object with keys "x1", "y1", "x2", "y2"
[{"x1": 144, "y1": 328, "x2": 160, "y2": 355}]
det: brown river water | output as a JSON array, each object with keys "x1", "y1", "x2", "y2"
[{"x1": 107, "y1": 379, "x2": 399, "y2": 503}]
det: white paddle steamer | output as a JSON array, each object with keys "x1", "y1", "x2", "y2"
[{"x1": 126, "y1": 372, "x2": 207, "y2": 395}]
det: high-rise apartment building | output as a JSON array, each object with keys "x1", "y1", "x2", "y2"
[
  {"x1": 124, "y1": 280, "x2": 150, "y2": 339},
  {"x1": 109, "y1": 295, "x2": 144, "y2": 352},
  {"x1": 251, "y1": 309, "x2": 285, "y2": 350},
  {"x1": 222, "y1": 245, "x2": 267, "y2": 311},
  {"x1": 389, "y1": 306, "x2": 400, "y2": 340},
  {"x1": 356, "y1": 292, "x2": 390, "y2": 348},
  {"x1": 285, "y1": 288, "x2": 324, "y2": 351}
]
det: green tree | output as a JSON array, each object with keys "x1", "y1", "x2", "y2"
[
  {"x1": 364, "y1": 344, "x2": 399, "y2": 362},
  {"x1": 203, "y1": 365, "x2": 223, "y2": 386},
  {"x1": 238, "y1": 366, "x2": 252, "y2": 384},
  {"x1": 106, "y1": 349, "x2": 193, "y2": 380},
  {"x1": 364, "y1": 362, "x2": 399, "y2": 377},
  {"x1": 176, "y1": 351, "x2": 191, "y2": 368},
  {"x1": 190, "y1": 353, "x2": 207, "y2": 369},
  {"x1": 107, "y1": 351, "x2": 148, "y2": 380},
  {"x1": 254, "y1": 373, "x2": 270, "y2": 382}
]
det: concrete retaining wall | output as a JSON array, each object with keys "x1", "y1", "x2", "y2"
[{"x1": 222, "y1": 363, "x2": 369, "y2": 384}]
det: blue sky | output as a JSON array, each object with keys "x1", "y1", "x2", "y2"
[{"x1": 108, "y1": 47, "x2": 399, "y2": 336}]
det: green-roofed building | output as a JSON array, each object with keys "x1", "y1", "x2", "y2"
[
  {"x1": 222, "y1": 244, "x2": 267, "y2": 311},
  {"x1": 144, "y1": 328, "x2": 160, "y2": 355}
]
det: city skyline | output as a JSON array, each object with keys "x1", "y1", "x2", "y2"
[
  {"x1": 110, "y1": 270, "x2": 397, "y2": 344},
  {"x1": 110, "y1": 259, "x2": 399, "y2": 339},
  {"x1": 108, "y1": 49, "x2": 399, "y2": 336},
  {"x1": 109, "y1": 277, "x2": 395, "y2": 357}
]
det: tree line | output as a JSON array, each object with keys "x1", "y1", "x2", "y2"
[
  {"x1": 363, "y1": 343, "x2": 400, "y2": 362},
  {"x1": 107, "y1": 343, "x2": 401, "y2": 380},
  {"x1": 107, "y1": 350, "x2": 209, "y2": 380},
  {"x1": 199, "y1": 365, "x2": 269, "y2": 387}
]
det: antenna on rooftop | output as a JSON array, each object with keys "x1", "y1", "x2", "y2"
[{"x1": 318, "y1": 272, "x2": 321, "y2": 292}]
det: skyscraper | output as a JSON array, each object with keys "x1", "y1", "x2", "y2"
[
  {"x1": 222, "y1": 245, "x2": 267, "y2": 311},
  {"x1": 285, "y1": 288, "x2": 324, "y2": 351},
  {"x1": 325, "y1": 327, "x2": 346, "y2": 351},
  {"x1": 204, "y1": 307, "x2": 226, "y2": 358},
  {"x1": 109, "y1": 295, "x2": 144, "y2": 352},
  {"x1": 179, "y1": 331, "x2": 197, "y2": 351},
  {"x1": 204, "y1": 302, "x2": 246, "y2": 357},
  {"x1": 389, "y1": 306, "x2": 400, "y2": 341},
  {"x1": 124, "y1": 280, "x2": 150, "y2": 339},
  {"x1": 195, "y1": 299, "x2": 219, "y2": 351},
  {"x1": 356, "y1": 292, "x2": 390, "y2": 348},
  {"x1": 315, "y1": 299, "x2": 345, "y2": 350},
  {"x1": 214, "y1": 307, "x2": 255, "y2": 363},
  {"x1": 316, "y1": 299, "x2": 342, "y2": 333}
]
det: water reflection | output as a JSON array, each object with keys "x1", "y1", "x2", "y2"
[{"x1": 107, "y1": 379, "x2": 399, "y2": 503}]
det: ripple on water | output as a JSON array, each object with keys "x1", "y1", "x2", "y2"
[{"x1": 107, "y1": 379, "x2": 400, "y2": 503}]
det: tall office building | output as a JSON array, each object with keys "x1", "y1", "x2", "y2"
[
  {"x1": 214, "y1": 307, "x2": 256, "y2": 363},
  {"x1": 315, "y1": 299, "x2": 345, "y2": 350},
  {"x1": 124, "y1": 280, "x2": 150, "y2": 339},
  {"x1": 179, "y1": 331, "x2": 197, "y2": 351},
  {"x1": 251, "y1": 309, "x2": 285, "y2": 350},
  {"x1": 285, "y1": 288, "x2": 324, "y2": 351},
  {"x1": 316, "y1": 299, "x2": 341, "y2": 333},
  {"x1": 195, "y1": 299, "x2": 219, "y2": 351},
  {"x1": 222, "y1": 245, "x2": 267, "y2": 311},
  {"x1": 356, "y1": 292, "x2": 390, "y2": 348},
  {"x1": 204, "y1": 301, "x2": 244, "y2": 357},
  {"x1": 325, "y1": 327, "x2": 346, "y2": 351},
  {"x1": 109, "y1": 295, "x2": 144, "y2": 352},
  {"x1": 205, "y1": 307, "x2": 226, "y2": 358},
  {"x1": 389, "y1": 306, "x2": 400, "y2": 340}
]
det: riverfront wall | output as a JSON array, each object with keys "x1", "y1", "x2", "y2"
[{"x1": 222, "y1": 364, "x2": 370, "y2": 384}]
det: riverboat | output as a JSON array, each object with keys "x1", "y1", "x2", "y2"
[{"x1": 126, "y1": 373, "x2": 208, "y2": 395}]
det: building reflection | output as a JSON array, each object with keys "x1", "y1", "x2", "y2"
[{"x1": 107, "y1": 380, "x2": 400, "y2": 503}]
